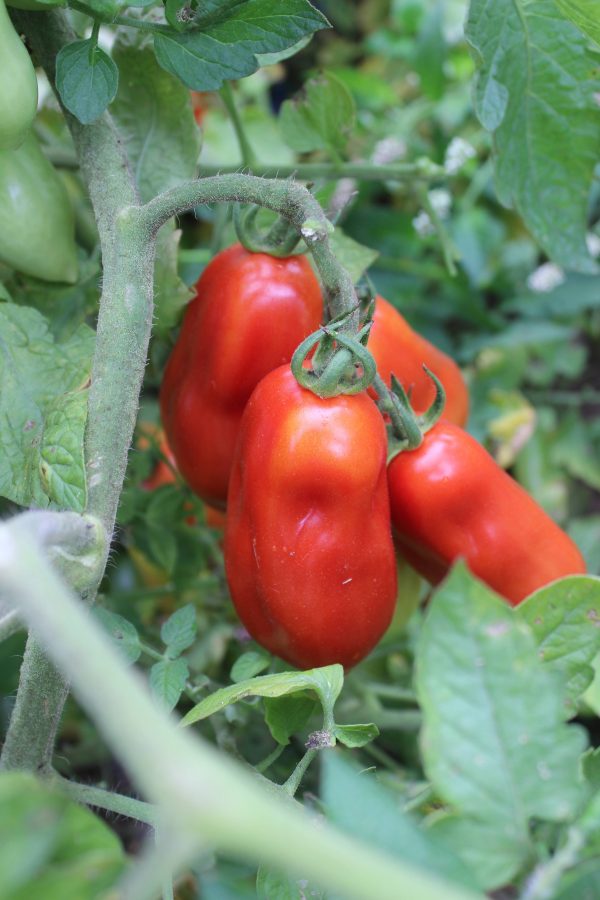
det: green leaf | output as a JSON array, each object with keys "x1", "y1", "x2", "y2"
[
  {"x1": 332, "y1": 723, "x2": 379, "y2": 749},
  {"x1": 556, "y1": 0, "x2": 600, "y2": 46},
  {"x1": 321, "y1": 753, "x2": 476, "y2": 888},
  {"x1": 416, "y1": 563, "x2": 587, "y2": 889},
  {"x1": 55, "y1": 41, "x2": 118, "y2": 125},
  {"x1": 0, "y1": 772, "x2": 125, "y2": 899},
  {"x1": 279, "y1": 71, "x2": 355, "y2": 154},
  {"x1": 181, "y1": 665, "x2": 343, "y2": 727},
  {"x1": 516, "y1": 575, "x2": 600, "y2": 714},
  {"x1": 160, "y1": 604, "x2": 197, "y2": 658},
  {"x1": 256, "y1": 866, "x2": 325, "y2": 900},
  {"x1": 153, "y1": 223, "x2": 194, "y2": 332},
  {"x1": 93, "y1": 608, "x2": 141, "y2": 665},
  {"x1": 263, "y1": 694, "x2": 316, "y2": 745},
  {"x1": 328, "y1": 229, "x2": 379, "y2": 284},
  {"x1": 255, "y1": 34, "x2": 313, "y2": 67},
  {"x1": 582, "y1": 746, "x2": 600, "y2": 791},
  {"x1": 150, "y1": 658, "x2": 189, "y2": 711},
  {"x1": 154, "y1": 0, "x2": 329, "y2": 91},
  {"x1": 465, "y1": 0, "x2": 600, "y2": 272},
  {"x1": 230, "y1": 650, "x2": 271, "y2": 682},
  {"x1": 0, "y1": 304, "x2": 93, "y2": 512},
  {"x1": 111, "y1": 39, "x2": 201, "y2": 202},
  {"x1": 111, "y1": 39, "x2": 197, "y2": 332}
]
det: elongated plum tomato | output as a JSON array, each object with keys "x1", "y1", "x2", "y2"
[
  {"x1": 0, "y1": 133, "x2": 78, "y2": 282},
  {"x1": 387, "y1": 420, "x2": 586, "y2": 605},
  {"x1": 225, "y1": 366, "x2": 398, "y2": 669},
  {"x1": 368, "y1": 295, "x2": 469, "y2": 426},
  {"x1": 0, "y1": 0, "x2": 37, "y2": 149},
  {"x1": 160, "y1": 244, "x2": 323, "y2": 509}
]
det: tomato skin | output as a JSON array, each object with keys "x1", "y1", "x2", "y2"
[
  {"x1": 387, "y1": 420, "x2": 587, "y2": 605},
  {"x1": 160, "y1": 244, "x2": 323, "y2": 509},
  {"x1": 0, "y1": 0, "x2": 38, "y2": 150},
  {"x1": 368, "y1": 296, "x2": 469, "y2": 426},
  {"x1": 225, "y1": 366, "x2": 397, "y2": 669},
  {"x1": 0, "y1": 133, "x2": 78, "y2": 282}
]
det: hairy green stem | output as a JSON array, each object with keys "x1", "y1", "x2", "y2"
[
  {"x1": 42, "y1": 147, "x2": 444, "y2": 184},
  {"x1": 3, "y1": 8, "x2": 149, "y2": 775},
  {"x1": 282, "y1": 749, "x2": 317, "y2": 797},
  {"x1": 0, "y1": 527, "x2": 479, "y2": 900},
  {"x1": 198, "y1": 161, "x2": 444, "y2": 182},
  {"x1": 53, "y1": 774, "x2": 157, "y2": 825},
  {"x1": 219, "y1": 82, "x2": 257, "y2": 168}
]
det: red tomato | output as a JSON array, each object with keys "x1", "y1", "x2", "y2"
[
  {"x1": 368, "y1": 295, "x2": 469, "y2": 426},
  {"x1": 225, "y1": 366, "x2": 397, "y2": 669},
  {"x1": 387, "y1": 420, "x2": 586, "y2": 605},
  {"x1": 160, "y1": 244, "x2": 323, "y2": 509}
]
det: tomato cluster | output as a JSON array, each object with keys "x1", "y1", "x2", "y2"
[{"x1": 158, "y1": 244, "x2": 586, "y2": 669}]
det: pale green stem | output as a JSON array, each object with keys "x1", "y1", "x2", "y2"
[
  {"x1": 0, "y1": 526, "x2": 480, "y2": 900},
  {"x1": 219, "y1": 82, "x2": 257, "y2": 168}
]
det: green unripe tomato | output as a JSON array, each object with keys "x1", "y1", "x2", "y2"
[
  {"x1": 0, "y1": 0, "x2": 38, "y2": 149},
  {"x1": 0, "y1": 133, "x2": 78, "y2": 283}
]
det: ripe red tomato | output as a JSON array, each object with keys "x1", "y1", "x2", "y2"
[
  {"x1": 368, "y1": 295, "x2": 469, "y2": 426},
  {"x1": 138, "y1": 427, "x2": 178, "y2": 491},
  {"x1": 387, "y1": 420, "x2": 586, "y2": 605},
  {"x1": 160, "y1": 244, "x2": 323, "y2": 509},
  {"x1": 225, "y1": 365, "x2": 398, "y2": 669}
]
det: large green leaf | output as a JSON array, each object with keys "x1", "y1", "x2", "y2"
[
  {"x1": 111, "y1": 38, "x2": 198, "y2": 327},
  {"x1": 0, "y1": 304, "x2": 93, "y2": 511},
  {"x1": 279, "y1": 71, "x2": 356, "y2": 154},
  {"x1": 417, "y1": 564, "x2": 587, "y2": 889},
  {"x1": 556, "y1": 0, "x2": 600, "y2": 46},
  {"x1": 111, "y1": 39, "x2": 200, "y2": 202},
  {"x1": 154, "y1": 0, "x2": 328, "y2": 90},
  {"x1": 0, "y1": 772, "x2": 125, "y2": 900},
  {"x1": 321, "y1": 753, "x2": 476, "y2": 889},
  {"x1": 465, "y1": 0, "x2": 600, "y2": 272}
]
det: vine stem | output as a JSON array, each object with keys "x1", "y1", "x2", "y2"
[
  {"x1": 219, "y1": 82, "x2": 257, "y2": 168},
  {"x1": 131, "y1": 173, "x2": 359, "y2": 327},
  {"x1": 41, "y1": 146, "x2": 444, "y2": 184},
  {"x1": 0, "y1": 525, "x2": 478, "y2": 900}
]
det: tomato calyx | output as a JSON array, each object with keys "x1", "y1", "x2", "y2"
[
  {"x1": 291, "y1": 311, "x2": 377, "y2": 399},
  {"x1": 375, "y1": 366, "x2": 446, "y2": 463},
  {"x1": 234, "y1": 203, "x2": 302, "y2": 258}
]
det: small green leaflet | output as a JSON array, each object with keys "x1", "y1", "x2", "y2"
[
  {"x1": 0, "y1": 304, "x2": 93, "y2": 512},
  {"x1": 279, "y1": 71, "x2": 355, "y2": 154},
  {"x1": 56, "y1": 41, "x2": 118, "y2": 125},
  {"x1": 181, "y1": 664, "x2": 343, "y2": 727},
  {"x1": 151, "y1": 658, "x2": 189, "y2": 711},
  {"x1": 465, "y1": 0, "x2": 600, "y2": 273},
  {"x1": 154, "y1": 0, "x2": 329, "y2": 91}
]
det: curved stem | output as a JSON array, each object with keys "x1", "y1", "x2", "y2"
[{"x1": 133, "y1": 173, "x2": 358, "y2": 327}]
